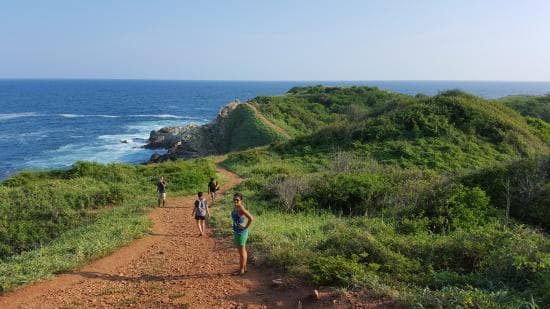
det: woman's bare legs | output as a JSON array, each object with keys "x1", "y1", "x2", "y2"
[
  {"x1": 196, "y1": 220, "x2": 204, "y2": 235},
  {"x1": 238, "y1": 245, "x2": 247, "y2": 274}
]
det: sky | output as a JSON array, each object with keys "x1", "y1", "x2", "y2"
[{"x1": 0, "y1": 0, "x2": 549, "y2": 81}]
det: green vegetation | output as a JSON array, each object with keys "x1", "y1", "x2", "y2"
[
  {"x1": 211, "y1": 86, "x2": 550, "y2": 307},
  {"x1": 462, "y1": 156, "x2": 550, "y2": 230},
  {"x1": 501, "y1": 94, "x2": 550, "y2": 122},
  {"x1": 216, "y1": 103, "x2": 287, "y2": 152},
  {"x1": 3, "y1": 85, "x2": 550, "y2": 307},
  {"x1": 0, "y1": 159, "x2": 216, "y2": 292}
]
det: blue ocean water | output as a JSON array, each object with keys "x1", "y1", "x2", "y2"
[{"x1": 1, "y1": 79, "x2": 549, "y2": 179}]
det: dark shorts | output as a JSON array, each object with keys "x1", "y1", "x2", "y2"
[{"x1": 195, "y1": 215, "x2": 206, "y2": 220}]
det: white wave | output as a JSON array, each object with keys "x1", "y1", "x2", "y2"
[
  {"x1": 0, "y1": 112, "x2": 41, "y2": 121},
  {"x1": 20, "y1": 118, "x2": 208, "y2": 170},
  {"x1": 126, "y1": 119, "x2": 196, "y2": 132},
  {"x1": 98, "y1": 132, "x2": 148, "y2": 145},
  {"x1": 26, "y1": 140, "x2": 167, "y2": 169},
  {"x1": 2, "y1": 130, "x2": 50, "y2": 144},
  {"x1": 96, "y1": 115, "x2": 120, "y2": 118},
  {"x1": 129, "y1": 114, "x2": 184, "y2": 119},
  {"x1": 59, "y1": 114, "x2": 120, "y2": 118}
]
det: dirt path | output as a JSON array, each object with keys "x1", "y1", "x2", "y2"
[
  {"x1": 0, "y1": 165, "x2": 315, "y2": 308},
  {"x1": 244, "y1": 103, "x2": 292, "y2": 139}
]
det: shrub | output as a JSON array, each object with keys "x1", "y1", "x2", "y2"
[
  {"x1": 419, "y1": 182, "x2": 492, "y2": 233},
  {"x1": 462, "y1": 156, "x2": 550, "y2": 231},
  {"x1": 309, "y1": 255, "x2": 370, "y2": 287},
  {"x1": 330, "y1": 151, "x2": 356, "y2": 173},
  {"x1": 269, "y1": 176, "x2": 309, "y2": 212},
  {"x1": 318, "y1": 223, "x2": 421, "y2": 275},
  {"x1": 310, "y1": 172, "x2": 387, "y2": 216},
  {"x1": 0, "y1": 159, "x2": 215, "y2": 259}
]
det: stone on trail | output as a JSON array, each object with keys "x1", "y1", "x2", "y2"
[{"x1": 312, "y1": 289, "x2": 320, "y2": 301}]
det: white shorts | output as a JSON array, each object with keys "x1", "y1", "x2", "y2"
[{"x1": 158, "y1": 193, "x2": 166, "y2": 200}]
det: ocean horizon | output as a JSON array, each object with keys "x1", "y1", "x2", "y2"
[{"x1": 1, "y1": 79, "x2": 549, "y2": 179}]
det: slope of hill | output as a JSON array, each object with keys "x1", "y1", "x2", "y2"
[
  {"x1": 218, "y1": 86, "x2": 550, "y2": 307},
  {"x1": 500, "y1": 94, "x2": 550, "y2": 122},
  {"x1": 3, "y1": 86, "x2": 550, "y2": 307},
  {"x1": 266, "y1": 87, "x2": 549, "y2": 171},
  {"x1": 146, "y1": 102, "x2": 288, "y2": 161},
  {"x1": 0, "y1": 159, "x2": 216, "y2": 291}
]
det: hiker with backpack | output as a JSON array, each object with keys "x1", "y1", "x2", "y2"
[
  {"x1": 231, "y1": 192, "x2": 253, "y2": 275},
  {"x1": 192, "y1": 192, "x2": 210, "y2": 236},
  {"x1": 208, "y1": 177, "x2": 219, "y2": 202}
]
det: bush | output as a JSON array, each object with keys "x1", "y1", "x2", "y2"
[
  {"x1": 0, "y1": 159, "x2": 216, "y2": 259},
  {"x1": 309, "y1": 172, "x2": 387, "y2": 216},
  {"x1": 269, "y1": 176, "x2": 309, "y2": 212},
  {"x1": 217, "y1": 87, "x2": 550, "y2": 307},
  {"x1": 462, "y1": 156, "x2": 550, "y2": 231},
  {"x1": 318, "y1": 223, "x2": 420, "y2": 275},
  {"x1": 418, "y1": 182, "x2": 492, "y2": 233},
  {"x1": 309, "y1": 255, "x2": 370, "y2": 287}
]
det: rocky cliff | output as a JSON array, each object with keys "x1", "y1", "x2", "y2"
[
  {"x1": 145, "y1": 99, "x2": 289, "y2": 163},
  {"x1": 145, "y1": 101, "x2": 242, "y2": 162}
]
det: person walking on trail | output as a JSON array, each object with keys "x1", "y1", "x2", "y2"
[
  {"x1": 192, "y1": 192, "x2": 210, "y2": 236},
  {"x1": 231, "y1": 193, "x2": 253, "y2": 275},
  {"x1": 208, "y1": 177, "x2": 219, "y2": 202},
  {"x1": 157, "y1": 176, "x2": 167, "y2": 207}
]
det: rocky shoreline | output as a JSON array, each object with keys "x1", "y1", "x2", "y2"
[{"x1": 145, "y1": 101, "x2": 241, "y2": 162}]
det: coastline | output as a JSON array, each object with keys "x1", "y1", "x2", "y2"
[{"x1": 2, "y1": 80, "x2": 550, "y2": 179}]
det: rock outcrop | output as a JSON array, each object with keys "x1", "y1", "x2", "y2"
[
  {"x1": 145, "y1": 126, "x2": 198, "y2": 149},
  {"x1": 146, "y1": 101, "x2": 241, "y2": 162}
]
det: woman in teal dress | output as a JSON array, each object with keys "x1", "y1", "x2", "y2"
[{"x1": 231, "y1": 193, "x2": 253, "y2": 275}]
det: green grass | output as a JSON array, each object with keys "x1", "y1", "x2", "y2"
[
  {"x1": 213, "y1": 157, "x2": 550, "y2": 306},
  {"x1": 3, "y1": 86, "x2": 550, "y2": 307},
  {"x1": 500, "y1": 94, "x2": 550, "y2": 123},
  {"x1": 212, "y1": 87, "x2": 550, "y2": 307},
  {"x1": 0, "y1": 204, "x2": 150, "y2": 291},
  {"x1": 0, "y1": 158, "x2": 218, "y2": 292},
  {"x1": 216, "y1": 103, "x2": 287, "y2": 152}
]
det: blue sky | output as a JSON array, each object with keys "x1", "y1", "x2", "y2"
[{"x1": 1, "y1": 0, "x2": 549, "y2": 81}]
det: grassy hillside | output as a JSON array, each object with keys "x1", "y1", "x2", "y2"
[
  {"x1": 217, "y1": 103, "x2": 288, "y2": 152},
  {"x1": 212, "y1": 87, "x2": 550, "y2": 307},
  {"x1": 3, "y1": 86, "x2": 549, "y2": 306},
  {"x1": 249, "y1": 85, "x2": 405, "y2": 137},
  {"x1": 267, "y1": 87, "x2": 548, "y2": 171},
  {"x1": 0, "y1": 159, "x2": 216, "y2": 292},
  {"x1": 500, "y1": 94, "x2": 550, "y2": 122}
]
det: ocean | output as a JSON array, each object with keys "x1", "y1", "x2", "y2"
[{"x1": 1, "y1": 79, "x2": 549, "y2": 179}]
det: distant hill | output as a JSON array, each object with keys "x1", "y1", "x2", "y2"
[
  {"x1": 217, "y1": 86, "x2": 550, "y2": 307},
  {"x1": 500, "y1": 94, "x2": 550, "y2": 122},
  {"x1": 252, "y1": 86, "x2": 549, "y2": 171}
]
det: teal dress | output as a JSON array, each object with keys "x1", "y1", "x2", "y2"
[{"x1": 231, "y1": 208, "x2": 249, "y2": 246}]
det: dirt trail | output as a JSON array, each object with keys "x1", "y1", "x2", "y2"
[
  {"x1": 244, "y1": 103, "x2": 292, "y2": 140},
  {"x1": 0, "y1": 165, "x2": 316, "y2": 308}
]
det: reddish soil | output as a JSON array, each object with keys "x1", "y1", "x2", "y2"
[{"x1": 0, "y1": 165, "x2": 390, "y2": 308}]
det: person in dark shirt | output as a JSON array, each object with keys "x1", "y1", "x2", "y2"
[
  {"x1": 157, "y1": 176, "x2": 167, "y2": 207},
  {"x1": 208, "y1": 177, "x2": 219, "y2": 202}
]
